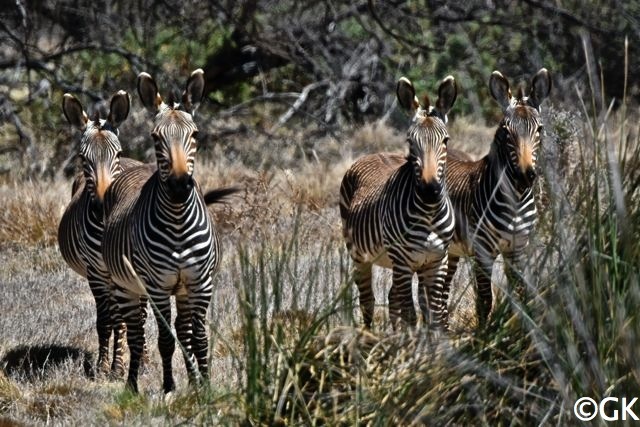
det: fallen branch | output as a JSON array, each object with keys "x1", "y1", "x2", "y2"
[
  {"x1": 218, "y1": 92, "x2": 302, "y2": 117},
  {"x1": 270, "y1": 80, "x2": 329, "y2": 132}
]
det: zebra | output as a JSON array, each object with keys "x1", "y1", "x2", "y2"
[
  {"x1": 445, "y1": 68, "x2": 551, "y2": 327},
  {"x1": 340, "y1": 75, "x2": 457, "y2": 330},
  {"x1": 58, "y1": 91, "x2": 142, "y2": 376},
  {"x1": 102, "y1": 69, "x2": 237, "y2": 393}
]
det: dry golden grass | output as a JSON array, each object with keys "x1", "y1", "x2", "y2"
[
  {"x1": 449, "y1": 115, "x2": 497, "y2": 159},
  {"x1": 0, "y1": 180, "x2": 66, "y2": 248},
  {"x1": 3, "y1": 110, "x2": 625, "y2": 425}
]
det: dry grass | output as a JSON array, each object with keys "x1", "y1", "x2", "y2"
[
  {"x1": 1, "y1": 105, "x2": 638, "y2": 424},
  {"x1": 0, "y1": 181, "x2": 66, "y2": 248},
  {"x1": 449, "y1": 115, "x2": 497, "y2": 159}
]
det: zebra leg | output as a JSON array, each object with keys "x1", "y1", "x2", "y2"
[
  {"x1": 150, "y1": 292, "x2": 176, "y2": 393},
  {"x1": 417, "y1": 254, "x2": 449, "y2": 329},
  {"x1": 441, "y1": 254, "x2": 460, "y2": 329},
  {"x1": 175, "y1": 293, "x2": 198, "y2": 386},
  {"x1": 116, "y1": 289, "x2": 145, "y2": 393},
  {"x1": 353, "y1": 261, "x2": 374, "y2": 329},
  {"x1": 190, "y1": 283, "x2": 212, "y2": 383},
  {"x1": 473, "y1": 255, "x2": 495, "y2": 328},
  {"x1": 87, "y1": 270, "x2": 112, "y2": 375},
  {"x1": 109, "y1": 288, "x2": 126, "y2": 378},
  {"x1": 192, "y1": 312, "x2": 209, "y2": 384},
  {"x1": 389, "y1": 265, "x2": 416, "y2": 328},
  {"x1": 505, "y1": 251, "x2": 528, "y2": 304},
  {"x1": 139, "y1": 296, "x2": 150, "y2": 372}
]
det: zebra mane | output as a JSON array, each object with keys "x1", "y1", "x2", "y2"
[
  {"x1": 514, "y1": 85, "x2": 527, "y2": 104},
  {"x1": 165, "y1": 90, "x2": 190, "y2": 112},
  {"x1": 166, "y1": 91, "x2": 176, "y2": 108},
  {"x1": 92, "y1": 111, "x2": 101, "y2": 127}
]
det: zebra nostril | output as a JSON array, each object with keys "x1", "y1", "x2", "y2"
[{"x1": 526, "y1": 167, "x2": 536, "y2": 183}]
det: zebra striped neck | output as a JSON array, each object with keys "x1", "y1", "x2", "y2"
[
  {"x1": 413, "y1": 180, "x2": 449, "y2": 212},
  {"x1": 389, "y1": 163, "x2": 451, "y2": 222},
  {"x1": 148, "y1": 172, "x2": 198, "y2": 210},
  {"x1": 476, "y1": 149, "x2": 537, "y2": 242}
]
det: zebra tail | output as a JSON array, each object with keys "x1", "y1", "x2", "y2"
[{"x1": 203, "y1": 186, "x2": 243, "y2": 205}]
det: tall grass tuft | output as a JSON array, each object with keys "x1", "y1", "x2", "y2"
[
  {"x1": 230, "y1": 210, "x2": 353, "y2": 424},
  {"x1": 531, "y1": 38, "x2": 640, "y2": 411},
  {"x1": 0, "y1": 180, "x2": 65, "y2": 247}
]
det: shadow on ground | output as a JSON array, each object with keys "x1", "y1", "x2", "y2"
[{"x1": 1, "y1": 345, "x2": 93, "y2": 380}]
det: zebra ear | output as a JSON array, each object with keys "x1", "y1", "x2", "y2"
[
  {"x1": 182, "y1": 69, "x2": 205, "y2": 114},
  {"x1": 435, "y1": 75, "x2": 457, "y2": 119},
  {"x1": 107, "y1": 90, "x2": 130, "y2": 129},
  {"x1": 529, "y1": 68, "x2": 551, "y2": 110},
  {"x1": 137, "y1": 72, "x2": 162, "y2": 113},
  {"x1": 62, "y1": 94, "x2": 88, "y2": 131},
  {"x1": 396, "y1": 77, "x2": 420, "y2": 114},
  {"x1": 489, "y1": 71, "x2": 511, "y2": 111}
]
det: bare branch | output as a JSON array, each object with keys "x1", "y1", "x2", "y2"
[
  {"x1": 219, "y1": 92, "x2": 304, "y2": 117},
  {"x1": 270, "y1": 80, "x2": 330, "y2": 132},
  {"x1": 366, "y1": 0, "x2": 437, "y2": 52}
]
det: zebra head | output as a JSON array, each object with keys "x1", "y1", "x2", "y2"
[
  {"x1": 137, "y1": 69, "x2": 205, "y2": 202},
  {"x1": 63, "y1": 91, "x2": 130, "y2": 210},
  {"x1": 490, "y1": 68, "x2": 551, "y2": 191},
  {"x1": 396, "y1": 75, "x2": 457, "y2": 200}
]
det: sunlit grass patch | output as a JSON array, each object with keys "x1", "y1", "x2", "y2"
[{"x1": 0, "y1": 179, "x2": 66, "y2": 248}]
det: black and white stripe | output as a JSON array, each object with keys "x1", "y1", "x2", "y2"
[
  {"x1": 102, "y1": 69, "x2": 224, "y2": 393},
  {"x1": 340, "y1": 76, "x2": 457, "y2": 329},
  {"x1": 58, "y1": 91, "x2": 137, "y2": 376},
  {"x1": 445, "y1": 68, "x2": 551, "y2": 327}
]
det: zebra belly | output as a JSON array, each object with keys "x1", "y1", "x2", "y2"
[
  {"x1": 371, "y1": 252, "x2": 393, "y2": 269},
  {"x1": 408, "y1": 250, "x2": 447, "y2": 270},
  {"x1": 494, "y1": 212, "x2": 536, "y2": 254},
  {"x1": 61, "y1": 221, "x2": 106, "y2": 278},
  {"x1": 111, "y1": 257, "x2": 212, "y2": 296}
]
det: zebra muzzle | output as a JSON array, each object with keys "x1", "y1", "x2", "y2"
[
  {"x1": 517, "y1": 166, "x2": 537, "y2": 189},
  {"x1": 166, "y1": 173, "x2": 194, "y2": 200},
  {"x1": 418, "y1": 178, "x2": 442, "y2": 201}
]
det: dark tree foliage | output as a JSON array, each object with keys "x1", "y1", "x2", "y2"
[{"x1": 0, "y1": 0, "x2": 636, "y2": 177}]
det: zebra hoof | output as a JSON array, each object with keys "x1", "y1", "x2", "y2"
[
  {"x1": 96, "y1": 356, "x2": 111, "y2": 377},
  {"x1": 126, "y1": 378, "x2": 139, "y2": 394},
  {"x1": 109, "y1": 365, "x2": 126, "y2": 380},
  {"x1": 163, "y1": 378, "x2": 176, "y2": 394}
]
